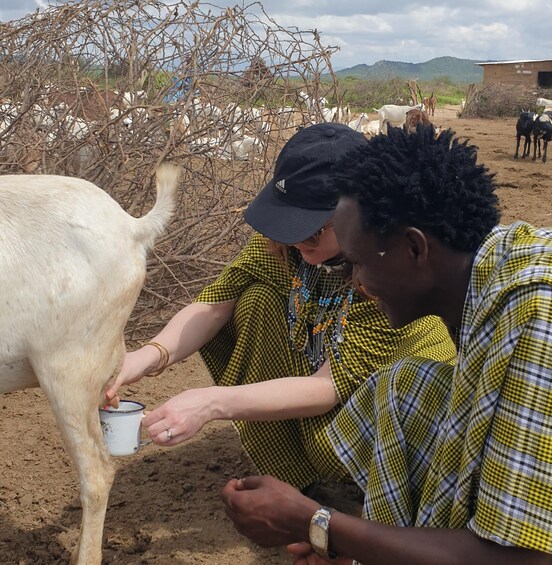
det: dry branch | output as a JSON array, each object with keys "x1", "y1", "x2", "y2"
[{"x1": 0, "y1": 0, "x2": 339, "y2": 344}]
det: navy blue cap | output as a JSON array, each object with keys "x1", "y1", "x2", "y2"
[{"x1": 244, "y1": 123, "x2": 367, "y2": 244}]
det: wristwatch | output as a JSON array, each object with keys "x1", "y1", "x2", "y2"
[{"x1": 309, "y1": 506, "x2": 338, "y2": 560}]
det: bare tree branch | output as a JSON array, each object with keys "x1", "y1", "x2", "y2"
[{"x1": 0, "y1": 0, "x2": 339, "y2": 344}]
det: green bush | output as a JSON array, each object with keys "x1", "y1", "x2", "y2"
[{"x1": 290, "y1": 76, "x2": 472, "y2": 113}]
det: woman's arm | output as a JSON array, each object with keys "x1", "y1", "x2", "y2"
[
  {"x1": 142, "y1": 362, "x2": 339, "y2": 444},
  {"x1": 214, "y1": 362, "x2": 338, "y2": 421},
  {"x1": 105, "y1": 300, "x2": 235, "y2": 400},
  {"x1": 153, "y1": 300, "x2": 236, "y2": 364}
]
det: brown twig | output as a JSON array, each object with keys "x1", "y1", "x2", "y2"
[{"x1": 0, "y1": 0, "x2": 340, "y2": 346}]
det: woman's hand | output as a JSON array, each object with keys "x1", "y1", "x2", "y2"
[
  {"x1": 103, "y1": 346, "x2": 163, "y2": 406},
  {"x1": 141, "y1": 387, "x2": 216, "y2": 445}
]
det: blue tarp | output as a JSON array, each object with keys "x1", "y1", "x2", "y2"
[{"x1": 163, "y1": 76, "x2": 192, "y2": 104}]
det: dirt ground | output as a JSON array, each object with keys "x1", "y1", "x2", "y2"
[{"x1": 1, "y1": 106, "x2": 551, "y2": 564}]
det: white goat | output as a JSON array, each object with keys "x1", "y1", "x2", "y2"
[
  {"x1": 274, "y1": 106, "x2": 298, "y2": 129},
  {"x1": 374, "y1": 103, "x2": 423, "y2": 132},
  {"x1": 321, "y1": 105, "x2": 350, "y2": 124},
  {"x1": 536, "y1": 97, "x2": 552, "y2": 113},
  {"x1": 348, "y1": 114, "x2": 381, "y2": 136},
  {"x1": 120, "y1": 89, "x2": 147, "y2": 108},
  {"x1": 219, "y1": 134, "x2": 263, "y2": 161},
  {"x1": 189, "y1": 135, "x2": 222, "y2": 157},
  {"x1": 223, "y1": 102, "x2": 243, "y2": 134},
  {"x1": 242, "y1": 106, "x2": 270, "y2": 136},
  {"x1": 348, "y1": 113, "x2": 369, "y2": 132},
  {"x1": 299, "y1": 91, "x2": 327, "y2": 113},
  {"x1": 321, "y1": 107, "x2": 335, "y2": 122},
  {"x1": 170, "y1": 110, "x2": 191, "y2": 138},
  {"x1": 0, "y1": 164, "x2": 180, "y2": 564},
  {"x1": 537, "y1": 97, "x2": 552, "y2": 105},
  {"x1": 367, "y1": 119, "x2": 383, "y2": 136}
]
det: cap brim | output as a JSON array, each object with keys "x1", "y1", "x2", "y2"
[{"x1": 244, "y1": 179, "x2": 334, "y2": 244}]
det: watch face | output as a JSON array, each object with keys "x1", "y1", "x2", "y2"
[
  {"x1": 310, "y1": 526, "x2": 327, "y2": 551},
  {"x1": 310, "y1": 507, "x2": 333, "y2": 554}
]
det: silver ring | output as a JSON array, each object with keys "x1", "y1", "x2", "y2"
[{"x1": 166, "y1": 429, "x2": 173, "y2": 440}]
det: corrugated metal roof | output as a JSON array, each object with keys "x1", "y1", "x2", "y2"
[{"x1": 476, "y1": 59, "x2": 552, "y2": 66}]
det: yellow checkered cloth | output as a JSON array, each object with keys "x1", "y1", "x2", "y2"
[
  {"x1": 196, "y1": 234, "x2": 456, "y2": 488},
  {"x1": 329, "y1": 222, "x2": 552, "y2": 553}
]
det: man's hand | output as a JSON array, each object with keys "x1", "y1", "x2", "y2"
[
  {"x1": 221, "y1": 475, "x2": 319, "y2": 547},
  {"x1": 287, "y1": 541, "x2": 352, "y2": 564}
]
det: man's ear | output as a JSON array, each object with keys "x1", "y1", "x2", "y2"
[{"x1": 403, "y1": 227, "x2": 429, "y2": 263}]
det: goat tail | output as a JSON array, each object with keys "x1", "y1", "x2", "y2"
[{"x1": 133, "y1": 162, "x2": 181, "y2": 250}]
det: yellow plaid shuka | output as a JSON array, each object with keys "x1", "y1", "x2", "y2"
[
  {"x1": 195, "y1": 234, "x2": 455, "y2": 489},
  {"x1": 329, "y1": 222, "x2": 552, "y2": 554}
]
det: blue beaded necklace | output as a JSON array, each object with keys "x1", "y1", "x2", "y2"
[{"x1": 288, "y1": 260, "x2": 354, "y2": 371}]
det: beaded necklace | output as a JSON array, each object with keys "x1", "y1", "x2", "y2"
[{"x1": 288, "y1": 259, "x2": 354, "y2": 371}]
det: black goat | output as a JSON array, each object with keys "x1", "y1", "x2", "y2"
[
  {"x1": 514, "y1": 111, "x2": 536, "y2": 159},
  {"x1": 532, "y1": 114, "x2": 552, "y2": 163}
]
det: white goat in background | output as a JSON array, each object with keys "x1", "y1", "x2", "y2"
[
  {"x1": 536, "y1": 97, "x2": 552, "y2": 112},
  {"x1": 0, "y1": 164, "x2": 180, "y2": 564},
  {"x1": 348, "y1": 112, "x2": 370, "y2": 132},
  {"x1": 374, "y1": 103, "x2": 423, "y2": 132}
]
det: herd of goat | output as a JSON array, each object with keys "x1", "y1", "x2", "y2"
[
  {"x1": 0, "y1": 89, "x2": 442, "y2": 174},
  {"x1": 2, "y1": 87, "x2": 549, "y2": 173},
  {"x1": 1, "y1": 89, "x2": 551, "y2": 564},
  {"x1": 514, "y1": 97, "x2": 552, "y2": 163}
]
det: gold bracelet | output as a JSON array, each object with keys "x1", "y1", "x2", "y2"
[{"x1": 144, "y1": 341, "x2": 170, "y2": 376}]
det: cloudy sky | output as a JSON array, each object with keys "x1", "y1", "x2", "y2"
[{"x1": 0, "y1": 0, "x2": 551, "y2": 70}]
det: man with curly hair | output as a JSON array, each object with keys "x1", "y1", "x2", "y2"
[{"x1": 222, "y1": 125, "x2": 552, "y2": 565}]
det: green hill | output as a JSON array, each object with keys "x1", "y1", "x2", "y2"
[{"x1": 334, "y1": 56, "x2": 487, "y2": 83}]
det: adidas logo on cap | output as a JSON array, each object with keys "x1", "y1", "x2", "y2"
[{"x1": 275, "y1": 179, "x2": 286, "y2": 193}]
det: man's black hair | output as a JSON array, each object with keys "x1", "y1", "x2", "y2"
[{"x1": 334, "y1": 125, "x2": 501, "y2": 252}]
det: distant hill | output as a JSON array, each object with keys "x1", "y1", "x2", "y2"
[{"x1": 334, "y1": 56, "x2": 487, "y2": 83}]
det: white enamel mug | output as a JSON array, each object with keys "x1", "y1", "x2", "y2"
[{"x1": 99, "y1": 400, "x2": 151, "y2": 456}]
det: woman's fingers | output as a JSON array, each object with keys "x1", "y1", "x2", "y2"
[
  {"x1": 142, "y1": 389, "x2": 211, "y2": 446},
  {"x1": 143, "y1": 408, "x2": 194, "y2": 445}
]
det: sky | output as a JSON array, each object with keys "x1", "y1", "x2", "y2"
[{"x1": 1, "y1": 0, "x2": 551, "y2": 71}]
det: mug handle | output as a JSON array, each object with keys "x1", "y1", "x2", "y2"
[{"x1": 140, "y1": 414, "x2": 152, "y2": 448}]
